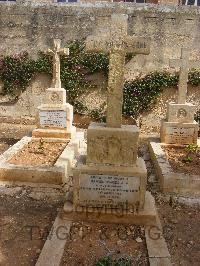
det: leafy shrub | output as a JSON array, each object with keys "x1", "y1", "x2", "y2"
[
  {"x1": 0, "y1": 40, "x2": 200, "y2": 121},
  {"x1": 96, "y1": 256, "x2": 131, "y2": 266}
]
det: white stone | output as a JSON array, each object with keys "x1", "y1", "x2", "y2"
[
  {"x1": 78, "y1": 174, "x2": 140, "y2": 208},
  {"x1": 39, "y1": 110, "x2": 67, "y2": 128}
]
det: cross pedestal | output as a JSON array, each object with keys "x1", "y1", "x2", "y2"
[
  {"x1": 65, "y1": 14, "x2": 156, "y2": 226},
  {"x1": 32, "y1": 39, "x2": 76, "y2": 140},
  {"x1": 161, "y1": 48, "x2": 200, "y2": 144}
]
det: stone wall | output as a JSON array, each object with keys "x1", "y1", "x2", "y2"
[
  {"x1": 0, "y1": 2, "x2": 200, "y2": 132},
  {"x1": 0, "y1": 2, "x2": 199, "y2": 75},
  {"x1": 0, "y1": 73, "x2": 199, "y2": 132}
]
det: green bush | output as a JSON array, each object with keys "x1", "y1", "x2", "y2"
[
  {"x1": 0, "y1": 40, "x2": 200, "y2": 121},
  {"x1": 96, "y1": 256, "x2": 131, "y2": 266}
]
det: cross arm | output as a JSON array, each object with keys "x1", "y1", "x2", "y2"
[
  {"x1": 58, "y1": 48, "x2": 69, "y2": 56},
  {"x1": 85, "y1": 35, "x2": 110, "y2": 53},
  {"x1": 46, "y1": 49, "x2": 55, "y2": 56},
  {"x1": 125, "y1": 36, "x2": 150, "y2": 55},
  {"x1": 188, "y1": 60, "x2": 200, "y2": 69}
]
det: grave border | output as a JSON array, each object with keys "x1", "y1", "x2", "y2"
[
  {"x1": 35, "y1": 208, "x2": 171, "y2": 266},
  {"x1": 149, "y1": 139, "x2": 200, "y2": 196},
  {"x1": 0, "y1": 133, "x2": 84, "y2": 184}
]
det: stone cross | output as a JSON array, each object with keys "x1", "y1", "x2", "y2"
[
  {"x1": 86, "y1": 14, "x2": 150, "y2": 128},
  {"x1": 170, "y1": 48, "x2": 200, "y2": 104},
  {"x1": 47, "y1": 39, "x2": 69, "y2": 89}
]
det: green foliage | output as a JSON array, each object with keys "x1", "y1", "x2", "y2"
[
  {"x1": 123, "y1": 72, "x2": 178, "y2": 117},
  {"x1": 188, "y1": 70, "x2": 200, "y2": 86},
  {"x1": 0, "y1": 40, "x2": 200, "y2": 121},
  {"x1": 89, "y1": 103, "x2": 106, "y2": 122},
  {"x1": 96, "y1": 256, "x2": 112, "y2": 266},
  {"x1": 185, "y1": 144, "x2": 199, "y2": 154},
  {"x1": 183, "y1": 144, "x2": 199, "y2": 163},
  {"x1": 114, "y1": 257, "x2": 131, "y2": 266},
  {"x1": 96, "y1": 256, "x2": 131, "y2": 266},
  {"x1": 0, "y1": 52, "x2": 36, "y2": 95},
  {"x1": 36, "y1": 138, "x2": 45, "y2": 154}
]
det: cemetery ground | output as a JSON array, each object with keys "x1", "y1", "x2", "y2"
[{"x1": 0, "y1": 125, "x2": 199, "y2": 265}]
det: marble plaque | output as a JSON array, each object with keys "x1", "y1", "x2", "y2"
[
  {"x1": 166, "y1": 127, "x2": 195, "y2": 144},
  {"x1": 78, "y1": 174, "x2": 140, "y2": 208},
  {"x1": 39, "y1": 110, "x2": 67, "y2": 128}
]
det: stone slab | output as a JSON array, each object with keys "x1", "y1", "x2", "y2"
[
  {"x1": 43, "y1": 87, "x2": 67, "y2": 106},
  {"x1": 32, "y1": 126, "x2": 76, "y2": 140},
  {"x1": 73, "y1": 157, "x2": 147, "y2": 210},
  {"x1": 149, "y1": 139, "x2": 200, "y2": 196},
  {"x1": 35, "y1": 103, "x2": 73, "y2": 132},
  {"x1": 145, "y1": 214, "x2": 171, "y2": 259},
  {"x1": 149, "y1": 258, "x2": 172, "y2": 266},
  {"x1": 0, "y1": 133, "x2": 84, "y2": 184},
  {"x1": 87, "y1": 122, "x2": 139, "y2": 166},
  {"x1": 36, "y1": 214, "x2": 71, "y2": 266},
  {"x1": 78, "y1": 174, "x2": 140, "y2": 209},
  {"x1": 145, "y1": 213, "x2": 171, "y2": 266},
  {"x1": 63, "y1": 191, "x2": 156, "y2": 226},
  {"x1": 160, "y1": 120, "x2": 199, "y2": 145},
  {"x1": 39, "y1": 110, "x2": 67, "y2": 128},
  {"x1": 166, "y1": 102, "x2": 197, "y2": 123}
]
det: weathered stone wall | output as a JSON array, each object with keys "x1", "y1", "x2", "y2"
[
  {"x1": 0, "y1": 2, "x2": 199, "y2": 75},
  {"x1": 0, "y1": 73, "x2": 199, "y2": 133},
  {"x1": 0, "y1": 2, "x2": 200, "y2": 132}
]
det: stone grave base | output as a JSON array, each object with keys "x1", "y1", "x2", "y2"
[
  {"x1": 32, "y1": 126, "x2": 76, "y2": 140},
  {"x1": 87, "y1": 122, "x2": 139, "y2": 166},
  {"x1": 166, "y1": 102, "x2": 197, "y2": 123},
  {"x1": 73, "y1": 156, "x2": 147, "y2": 210},
  {"x1": 33, "y1": 102, "x2": 75, "y2": 140},
  {"x1": 63, "y1": 191, "x2": 157, "y2": 226},
  {"x1": 149, "y1": 139, "x2": 200, "y2": 196},
  {"x1": 160, "y1": 120, "x2": 198, "y2": 145},
  {"x1": 0, "y1": 132, "x2": 84, "y2": 185}
]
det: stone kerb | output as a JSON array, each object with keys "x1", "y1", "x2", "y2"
[
  {"x1": 0, "y1": 133, "x2": 84, "y2": 184},
  {"x1": 149, "y1": 140, "x2": 200, "y2": 195}
]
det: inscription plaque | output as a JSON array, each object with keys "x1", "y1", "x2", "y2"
[
  {"x1": 166, "y1": 127, "x2": 195, "y2": 144},
  {"x1": 39, "y1": 110, "x2": 67, "y2": 128},
  {"x1": 78, "y1": 174, "x2": 140, "y2": 208}
]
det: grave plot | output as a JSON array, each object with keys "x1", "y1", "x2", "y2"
[
  {"x1": 150, "y1": 47, "x2": 200, "y2": 196},
  {"x1": 0, "y1": 134, "x2": 84, "y2": 185},
  {"x1": 149, "y1": 141, "x2": 200, "y2": 195},
  {"x1": 0, "y1": 39, "x2": 85, "y2": 185},
  {"x1": 61, "y1": 222, "x2": 149, "y2": 266}
]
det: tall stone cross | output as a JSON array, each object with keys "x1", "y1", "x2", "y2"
[
  {"x1": 47, "y1": 39, "x2": 69, "y2": 89},
  {"x1": 86, "y1": 14, "x2": 150, "y2": 128},
  {"x1": 170, "y1": 48, "x2": 200, "y2": 104}
]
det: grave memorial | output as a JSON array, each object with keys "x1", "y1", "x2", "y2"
[
  {"x1": 32, "y1": 39, "x2": 76, "y2": 140},
  {"x1": 64, "y1": 14, "x2": 156, "y2": 224},
  {"x1": 150, "y1": 47, "x2": 200, "y2": 195},
  {"x1": 0, "y1": 39, "x2": 84, "y2": 184},
  {"x1": 161, "y1": 48, "x2": 200, "y2": 145}
]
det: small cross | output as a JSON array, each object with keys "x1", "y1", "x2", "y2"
[
  {"x1": 47, "y1": 39, "x2": 69, "y2": 89},
  {"x1": 86, "y1": 14, "x2": 150, "y2": 128},
  {"x1": 170, "y1": 48, "x2": 200, "y2": 104}
]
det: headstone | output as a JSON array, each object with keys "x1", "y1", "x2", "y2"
[
  {"x1": 65, "y1": 14, "x2": 155, "y2": 224},
  {"x1": 32, "y1": 39, "x2": 76, "y2": 140},
  {"x1": 161, "y1": 48, "x2": 200, "y2": 144}
]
